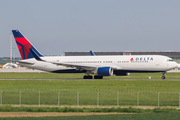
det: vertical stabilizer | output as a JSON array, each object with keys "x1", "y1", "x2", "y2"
[
  {"x1": 90, "y1": 51, "x2": 95, "y2": 56},
  {"x1": 12, "y1": 30, "x2": 43, "y2": 60}
]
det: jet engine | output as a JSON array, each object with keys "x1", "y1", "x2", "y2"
[{"x1": 96, "y1": 67, "x2": 113, "y2": 76}]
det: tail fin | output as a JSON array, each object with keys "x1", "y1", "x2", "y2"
[
  {"x1": 12, "y1": 30, "x2": 43, "y2": 60},
  {"x1": 90, "y1": 51, "x2": 95, "y2": 56}
]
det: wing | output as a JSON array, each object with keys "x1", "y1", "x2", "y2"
[
  {"x1": 30, "y1": 48, "x2": 97, "y2": 70},
  {"x1": 47, "y1": 61, "x2": 97, "y2": 71},
  {"x1": 42, "y1": 60, "x2": 120, "y2": 71}
]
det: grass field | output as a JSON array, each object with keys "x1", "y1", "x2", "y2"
[
  {"x1": 0, "y1": 112, "x2": 180, "y2": 120},
  {"x1": 0, "y1": 72, "x2": 180, "y2": 79},
  {"x1": 0, "y1": 72, "x2": 180, "y2": 91},
  {"x1": 0, "y1": 72, "x2": 180, "y2": 119},
  {"x1": 0, "y1": 73, "x2": 180, "y2": 107}
]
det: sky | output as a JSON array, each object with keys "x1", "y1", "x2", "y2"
[{"x1": 0, "y1": 0, "x2": 180, "y2": 57}]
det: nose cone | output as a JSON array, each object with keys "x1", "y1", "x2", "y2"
[
  {"x1": 177, "y1": 64, "x2": 180, "y2": 68},
  {"x1": 167, "y1": 61, "x2": 180, "y2": 70},
  {"x1": 169, "y1": 62, "x2": 178, "y2": 69}
]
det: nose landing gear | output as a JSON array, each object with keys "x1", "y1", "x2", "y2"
[{"x1": 161, "y1": 72, "x2": 166, "y2": 79}]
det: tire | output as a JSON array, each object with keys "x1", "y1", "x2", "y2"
[
  {"x1": 161, "y1": 76, "x2": 165, "y2": 79},
  {"x1": 94, "y1": 75, "x2": 103, "y2": 79},
  {"x1": 83, "y1": 76, "x2": 87, "y2": 79},
  {"x1": 94, "y1": 75, "x2": 98, "y2": 79},
  {"x1": 88, "y1": 76, "x2": 93, "y2": 79},
  {"x1": 83, "y1": 75, "x2": 92, "y2": 79}
]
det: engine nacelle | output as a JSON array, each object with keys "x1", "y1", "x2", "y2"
[{"x1": 97, "y1": 67, "x2": 113, "y2": 76}]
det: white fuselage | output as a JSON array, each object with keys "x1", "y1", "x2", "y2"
[{"x1": 19, "y1": 55, "x2": 178, "y2": 74}]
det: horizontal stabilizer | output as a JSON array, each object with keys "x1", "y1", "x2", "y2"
[{"x1": 3, "y1": 59, "x2": 34, "y2": 65}]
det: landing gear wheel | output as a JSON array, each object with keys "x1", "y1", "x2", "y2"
[
  {"x1": 83, "y1": 75, "x2": 93, "y2": 79},
  {"x1": 94, "y1": 75, "x2": 98, "y2": 79},
  {"x1": 94, "y1": 75, "x2": 103, "y2": 79},
  {"x1": 161, "y1": 72, "x2": 166, "y2": 80},
  {"x1": 161, "y1": 76, "x2": 165, "y2": 79},
  {"x1": 89, "y1": 76, "x2": 93, "y2": 79}
]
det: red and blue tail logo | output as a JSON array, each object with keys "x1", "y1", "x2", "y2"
[{"x1": 12, "y1": 30, "x2": 43, "y2": 60}]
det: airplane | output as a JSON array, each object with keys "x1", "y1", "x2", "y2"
[
  {"x1": 90, "y1": 51, "x2": 95, "y2": 56},
  {"x1": 11, "y1": 30, "x2": 179, "y2": 79}
]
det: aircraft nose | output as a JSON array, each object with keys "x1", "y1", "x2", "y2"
[
  {"x1": 177, "y1": 63, "x2": 180, "y2": 68},
  {"x1": 168, "y1": 62, "x2": 178, "y2": 69},
  {"x1": 173, "y1": 62, "x2": 178, "y2": 68}
]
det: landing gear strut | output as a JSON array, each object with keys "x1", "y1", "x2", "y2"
[{"x1": 161, "y1": 72, "x2": 166, "y2": 79}]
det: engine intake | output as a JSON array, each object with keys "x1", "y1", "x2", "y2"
[{"x1": 97, "y1": 67, "x2": 113, "y2": 76}]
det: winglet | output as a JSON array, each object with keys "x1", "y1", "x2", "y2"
[{"x1": 90, "y1": 51, "x2": 95, "y2": 56}]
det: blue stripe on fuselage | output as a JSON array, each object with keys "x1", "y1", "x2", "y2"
[{"x1": 50, "y1": 69, "x2": 163, "y2": 74}]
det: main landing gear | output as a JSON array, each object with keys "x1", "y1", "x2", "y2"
[
  {"x1": 94, "y1": 75, "x2": 103, "y2": 79},
  {"x1": 161, "y1": 72, "x2": 166, "y2": 79},
  {"x1": 83, "y1": 75, "x2": 93, "y2": 79},
  {"x1": 83, "y1": 75, "x2": 103, "y2": 79}
]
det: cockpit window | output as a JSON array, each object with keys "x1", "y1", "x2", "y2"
[{"x1": 167, "y1": 59, "x2": 174, "y2": 62}]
